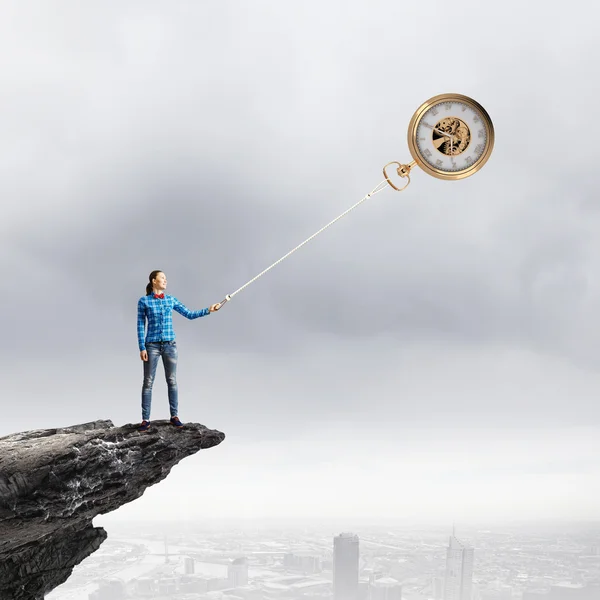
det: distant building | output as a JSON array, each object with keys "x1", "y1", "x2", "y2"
[
  {"x1": 133, "y1": 576, "x2": 155, "y2": 596},
  {"x1": 333, "y1": 532, "x2": 360, "y2": 600},
  {"x1": 283, "y1": 552, "x2": 322, "y2": 573},
  {"x1": 88, "y1": 578, "x2": 126, "y2": 600},
  {"x1": 443, "y1": 531, "x2": 474, "y2": 600},
  {"x1": 369, "y1": 576, "x2": 402, "y2": 600},
  {"x1": 365, "y1": 569, "x2": 385, "y2": 585},
  {"x1": 432, "y1": 576, "x2": 444, "y2": 600},
  {"x1": 157, "y1": 577, "x2": 177, "y2": 595},
  {"x1": 481, "y1": 587, "x2": 512, "y2": 600},
  {"x1": 179, "y1": 574, "x2": 210, "y2": 594},
  {"x1": 229, "y1": 557, "x2": 249, "y2": 587},
  {"x1": 549, "y1": 582, "x2": 600, "y2": 599},
  {"x1": 284, "y1": 553, "x2": 295, "y2": 568},
  {"x1": 184, "y1": 556, "x2": 195, "y2": 574}
]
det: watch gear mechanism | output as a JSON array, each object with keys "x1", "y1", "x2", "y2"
[{"x1": 433, "y1": 117, "x2": 471, "y2": 156}]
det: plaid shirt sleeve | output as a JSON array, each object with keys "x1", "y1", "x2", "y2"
[
  {"x1": 172, "y1": 297, "x2": 210, "y2": 319},
  {"x1": 137, "y1": 298, "x2": 147, "y2": 351}
]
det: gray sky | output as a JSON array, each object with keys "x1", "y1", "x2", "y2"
[{"x1": 1, "y1": 0, "x2": 599, "y2": 523}]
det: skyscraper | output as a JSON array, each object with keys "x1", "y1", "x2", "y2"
[
  {"x1": 333, "y1": 532, "x2": 360, "y2": 600},
  {"x1": 444, "y1": 530, "x2": 474, "y2": 600}
]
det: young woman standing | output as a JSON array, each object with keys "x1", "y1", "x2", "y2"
[{"x1": 137, "y1": 270, "x2": 220, "y2": 432}]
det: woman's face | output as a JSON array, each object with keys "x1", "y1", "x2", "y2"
[{"x1": 153, "y1": 272, "x2": 167, "y2": 290}]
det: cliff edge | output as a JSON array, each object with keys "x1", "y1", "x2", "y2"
[{"x1": 0, "y1": 419, "x2": 225, "y2": 599}]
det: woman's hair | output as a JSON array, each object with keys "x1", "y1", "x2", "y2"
[{"x1": 146, "y1": 270, "x2": 163, "y2": 295}]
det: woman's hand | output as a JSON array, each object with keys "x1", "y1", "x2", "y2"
[
  {"x1": 140, "y1": 350, "x2": 148, "y2": 361},
  {"x1": 209, "y1": 303, "x2": 221, "y2": 312}
]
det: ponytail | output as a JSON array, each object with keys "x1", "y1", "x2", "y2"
[{"x1": 146, "y1": 270, "x2": 162, "y2": 295}]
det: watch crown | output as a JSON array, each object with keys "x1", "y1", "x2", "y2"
[{"x1": 397, "y1": 164, "x2": 412, "y2": 178}]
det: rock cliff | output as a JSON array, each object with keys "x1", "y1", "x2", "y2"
[{"x1": 0, "y1": 419, "x2": 225, "y2": 600}]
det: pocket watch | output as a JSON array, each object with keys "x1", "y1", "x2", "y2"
[
  {"x1": 384, "y1": 93, "x2": 494, "y2": 188},
  {"x1": 407, "y1": 93, "x2": 494, "y2": 180}
]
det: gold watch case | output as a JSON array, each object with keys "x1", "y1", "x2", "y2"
[{"x1": 407, "y1": 93, "x2": 494, "y2": 181}]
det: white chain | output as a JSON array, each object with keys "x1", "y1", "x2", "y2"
[{"x1": 220, "y1": 179, "x2": 390, "y2": 304}]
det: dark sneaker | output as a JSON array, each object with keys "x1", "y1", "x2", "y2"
[
  {"x1": 170, "y1": 416, "x2": 184, "y2": 428},
  {"x1": 139, "y1": 420, "x2": 151, "y2": 432}
]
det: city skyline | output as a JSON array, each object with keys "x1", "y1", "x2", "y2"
[{"x1": 45, "y1": 521, "x2": 600, "y2": 600}]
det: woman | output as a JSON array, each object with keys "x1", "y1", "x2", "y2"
[{"x1": 137, "y1": 270, "x2": 220, "y2": 432}]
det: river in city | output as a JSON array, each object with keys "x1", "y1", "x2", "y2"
[{"x1": 46, "y1": 537, "x2": 230, "y2": 600}]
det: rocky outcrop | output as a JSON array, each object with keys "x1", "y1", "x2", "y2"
[{"x1": 0, "y1": 419, "x2": 225, "y2": 600}]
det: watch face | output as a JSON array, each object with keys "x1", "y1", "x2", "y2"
[{"x1": 407, "y1": 94, "x2": 494, "y2": 180}]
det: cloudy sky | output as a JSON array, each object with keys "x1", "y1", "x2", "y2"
[{"x1": 1, "y1": 0, "x2": 599, "y2": 526}]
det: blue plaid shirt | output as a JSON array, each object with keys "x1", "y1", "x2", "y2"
[{"x1": 137, "y1": 294, "x2": 210, "y2": 351}]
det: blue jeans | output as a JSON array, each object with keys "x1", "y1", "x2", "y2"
[{"x1": 141, "y1": 341, "x2": 179, "y2": 421}]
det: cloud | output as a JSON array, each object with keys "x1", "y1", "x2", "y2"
[{"x1": 1, "y1": 0, "x2": 600, "y2": 449}]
